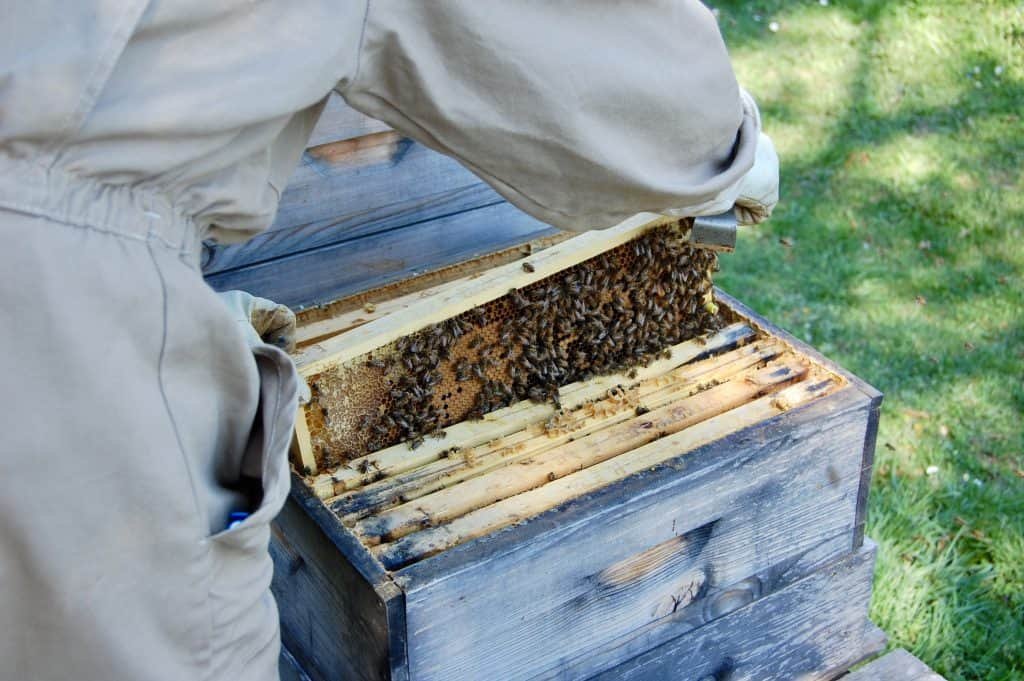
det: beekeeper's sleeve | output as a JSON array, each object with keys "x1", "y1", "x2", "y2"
[{"x1": 338, "y1": 1, "x2": 763, "y2": 231}]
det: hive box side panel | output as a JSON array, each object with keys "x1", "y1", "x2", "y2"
[
  {"x1": 271, "y1": 477, "x2": 408, "y2": 681},
  {"x1": 594, "y1": 541, "x2": 883, "y2": 681},
  {"x1": 715, "y1": 291, "x2": 881, "y2": 404},
  {"x1": 716, "y1": 290, "x2": 883, "y2": 550},
  {"x1": 397, "y1": 385, "x2": 875, "y2": 681}
]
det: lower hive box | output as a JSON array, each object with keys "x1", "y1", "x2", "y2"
[{"x1": 272, "y1": 214, "x2": 883, "y2": 681}]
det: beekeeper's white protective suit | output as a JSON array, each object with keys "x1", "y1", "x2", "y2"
[{"x1": 0, "y1": 2, "x2": 778, "y2": 679}]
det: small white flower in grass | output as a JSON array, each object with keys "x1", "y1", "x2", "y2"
[
  {"x1": 753, "y1": 14, "x2": 762, "y2": 22},
  {"x1": 973, "y1": 65, "x2": 981, "y2": 75},
  {"x1": 820, "y1": 0, "x2": 829, "y2": 5},
  {"x1": 963, "y1": 473, "x2": 970, "y2": 481},
  {"x1": 972, "y1": 478, "x2": 983, "y2": 487},
  {"x1": 769, "y1": 21, "x2": 780, "y2": 32},
  {"x1": 926, "y1": 465, "x2": 940, "y2": 476},
  {"x1": 994, "y1": 65, "x2": 1004, "y2": 76}
]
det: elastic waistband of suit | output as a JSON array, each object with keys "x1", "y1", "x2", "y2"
[{"x1": 0, "y1": 157, "x2": 203, "y2": 267}]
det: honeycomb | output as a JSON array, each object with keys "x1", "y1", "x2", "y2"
[{"x1": 307, "y1": 220, "x2": 722, "y2": 468}]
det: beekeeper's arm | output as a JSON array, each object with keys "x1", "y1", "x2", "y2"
[{"x1": 337, "y1": 1, "x2": 778, "y2": 231}]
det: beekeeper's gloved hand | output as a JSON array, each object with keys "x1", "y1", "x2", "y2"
[
  {"x1": 734, "y1": 131, "x2": 779, "y2": 225},
  {"x1": 218, "y1": 290, "x2": 297, "y2": 353},
  {"x1": 219, "y1": 290, "x2": 312, "y2": 405}
]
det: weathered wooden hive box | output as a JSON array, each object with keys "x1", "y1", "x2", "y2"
[{"x1": 206, "y1": 95, "x2": 884, "y2": 681}]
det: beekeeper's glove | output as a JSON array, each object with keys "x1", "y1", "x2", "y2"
[
  {"x1": 734, "y1": 131, "x2": 779, "y2": 225},
  {"x1": 219, "y1": 290, "x2": 312, "y2": 404},
  {"x1": 218, "y1": 290, "x2": 298, "y2": 353}
]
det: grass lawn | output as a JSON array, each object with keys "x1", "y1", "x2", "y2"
[{"x1": 711, "y1": 1, "x2": 1023, "y2": 678}]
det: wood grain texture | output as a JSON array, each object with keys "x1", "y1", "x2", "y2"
[
  {"x1": 309, "y1": 323, "x2": 755, "y2": 500},
  {"x1": 395, "y1": 386, "x2": 873, "y2": 681},
  {"x1": 845, "y1": 649, "x2": 946, "y2": 681},
  {"x1": 717, "y1": 290, "x2": 882, "y2": 406},
  {"x1": 292, "y1": 231, "x2": 572, "y2": 331},
  {"x1": 854, "y1": 401, "x2": 881, "y2": 550},
  {"x1": 592, "y1": 541, "x2": 882, "y2": 681},
  {"x1": 292, "y1": 232, "x2": 572, "y2": 347},
  {"x1": 205, "y1": 200, "x2": 554, "y2": 309},
  {"x1": 330, "y1": 339, "x2": 780, "y2": 522},
  {"x1": 307, "y1": 93, "x2": 391, "y2": 147},
  {"x1": 718, "y1": 289, "x2": 884, "y2": 552},
  {"x1": 271, "y1": 498, "x2": 393, "y2": 681},
  {"x1": 270, "y1": 474, "x2": 406, "y2": 681},
  {"x1": 294, "y1": 276, "x2": 470, "y2": 348},
  {"x1": 373, "y1": 376, "x2": 836, "y2": 571},
  {"x1": 561, "y1": 533, "x2": 856, "y2": 681},
  {"x1": 395, "y1": 376, "x2": 872, "y2": 590},
  {"x1": 362, "y1": 359, "x2": 807, "y2": 549},
  {"x1": 292, "y1": 406, "x2": 318, "y2": 474}
]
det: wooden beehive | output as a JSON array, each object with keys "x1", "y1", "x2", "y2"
[
  {"x1": 269, "y1": 221, "x2": 882, "y2": 681},
  {"x1": 206, "y1": 95, "x2": 885, "y2": 681}
]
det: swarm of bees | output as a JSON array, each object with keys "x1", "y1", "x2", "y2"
[{"x1": 313, "y1": 223, "x2": 722, "y2": 461}]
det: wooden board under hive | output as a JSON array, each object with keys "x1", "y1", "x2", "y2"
[{"x1": 276, "y1": 214, "x2": 885, "y2": 681}]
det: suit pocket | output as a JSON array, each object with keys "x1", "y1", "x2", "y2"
[{"x1": 207, "y1": 343, "x2": 299, "y2": 677}]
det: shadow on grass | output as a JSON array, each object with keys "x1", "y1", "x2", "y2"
[{"x1": 713, "y1": 2, "x2": 1024, "y2": 679}]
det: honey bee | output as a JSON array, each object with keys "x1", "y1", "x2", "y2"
[
  {"x1": 522, "y1": 262, "x2": 535, "y2": 273},
  {"x1": 510, "y1": 289, "x2": 530, "y2": 309}
]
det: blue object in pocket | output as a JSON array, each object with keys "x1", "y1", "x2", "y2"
[{"x1": 226, "y1": 511, "x2": 249, "y2": 531}]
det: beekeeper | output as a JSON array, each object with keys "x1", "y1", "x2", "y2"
[{"x1": 0, "y1": 2, "x2": 778, "y2": 680}]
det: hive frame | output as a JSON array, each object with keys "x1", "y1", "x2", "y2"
[{"x1": 290, "y1": 212, "x2": 687, "y2": 473}]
